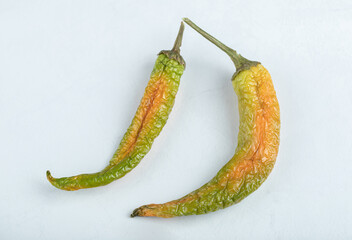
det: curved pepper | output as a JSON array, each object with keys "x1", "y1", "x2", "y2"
[
  {"x1": 131, "y1": 18, "x2": 280, "y2": 217},
  {"x1": 47, "y1": 23, "x2": 186, "y2": 191}
]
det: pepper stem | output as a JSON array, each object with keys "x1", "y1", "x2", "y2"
[
  {"x1": 159, "y1": 22, "x2": 186, "y2": 67},
  {"x1": 183, "y1": 18, "x2": 255, "y2": 70},
  {"x1": 171, "y1": 22, "x2": 185, "y2": 54}
]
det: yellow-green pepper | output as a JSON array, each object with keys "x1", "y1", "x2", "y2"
[
  {"x1": 47, "y1": 23, "x2": 186, "y2": 191},
  {"x1": 131, "y1": 19, "x2": 280, "y2": 218}
]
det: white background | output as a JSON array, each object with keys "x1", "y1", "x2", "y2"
[{"x1": 1, "y1": 0, "x2": 351, "y2": 239}]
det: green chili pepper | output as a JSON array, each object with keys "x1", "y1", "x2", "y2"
[
  {"x1": 131, "y1": 18, "x2": 280, "y2": 218},
  {"x1": 47, "y1": 23, "x2": 186, "y2": 191}
]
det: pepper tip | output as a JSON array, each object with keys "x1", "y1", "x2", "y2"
[
  {"x1": 46, "y1": 170, "x2": 56, "y2": 184},
  {"x1": 131, "y1": 208, "x2": 141, "y2": 218},
  {"x1": 46, "y1": 170, "x2": 51, "y2": 178}
]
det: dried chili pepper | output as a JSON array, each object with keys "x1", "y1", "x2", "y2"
[
  {"x1": 131, "y1": 18, "x2": 280, "y2": 218},
  {"x1": 46, "y1": 23, "x2": 186, "y2": 191}
]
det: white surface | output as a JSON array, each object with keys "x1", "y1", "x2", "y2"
[{"x1": 1, "y1": 0, "x2": 352, "y2": 239}]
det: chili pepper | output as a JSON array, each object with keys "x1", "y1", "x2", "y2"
[
  {"x1": 46, "y1": 23, "x2": 186, "y2": 191},
  {"x1": 131, "y1": 18, "x2": 280, "y2": 218}
]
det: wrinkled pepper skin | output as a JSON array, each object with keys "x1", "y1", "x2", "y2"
[
  {"x1": 47, "y1": 23, "x2": 185, "y2": 191},
  {"x1": 131, "y1": 19, "x2": 280, "y2": 218}
]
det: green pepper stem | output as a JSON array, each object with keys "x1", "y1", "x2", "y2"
[
  {"x1": 159, "y1": 22, "x2": 186, "y2": 67},
  {"x1": 182, "y1": 18, "x2": 251, "y2": 69},
  {"x1": 171, "y1": 22, "x2": 185, "y2": 54}
]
